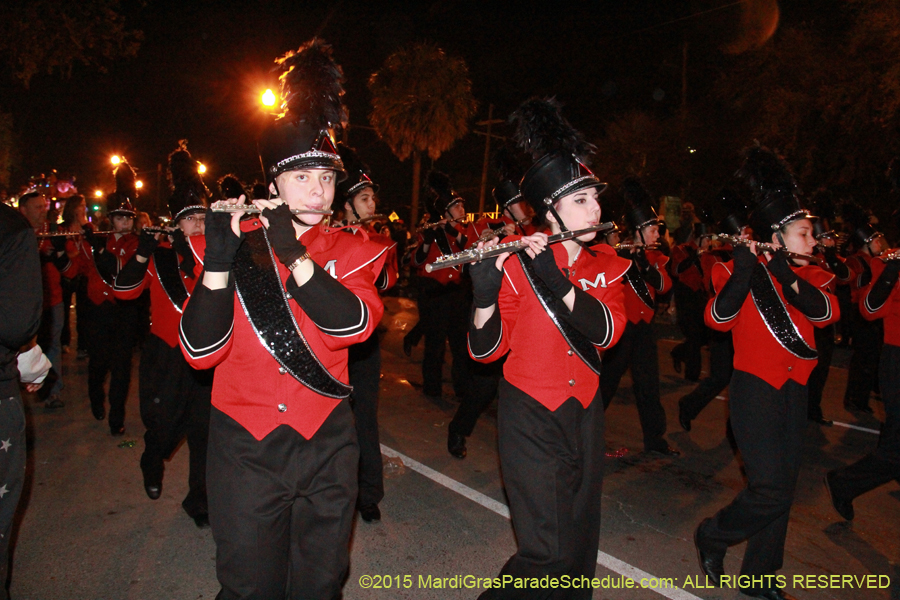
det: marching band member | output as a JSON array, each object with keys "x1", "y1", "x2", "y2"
[
  {"x1": 114, "y1": 142, "x2": 212, "y2": 527},
  {"x1": 410, "y1": 170, "x2": 469, "y2": 404},
  {"x1": 826, "y1": 240, "x2": 900, "y2": 519},
  {"x1": 677, "y1": 190, "x2": 748, "y2": 432},
  {"x1": 841, "y1": 202, "x2": 886, "y2": 414},
  {"x1": 600, "y1": 177, "x2": 679, "y2": 456},
  {"x1": 468, "y1": 98, "x2": 629, "y2": 598},
  {"x1": 178, "y1": 40, "x2": 387, "y2": 599},
  {"x1": 335, "y1": 143, "x2": 397, "y2": 522},
  {"x1": 695, "y1": 146, "x2": 839, "y2": 600}
]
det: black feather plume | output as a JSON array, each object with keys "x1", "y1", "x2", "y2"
[
  {"x1": 251, "y1": 182, "x2": 269, "y2": 200},
  {"x1": 218, "y1": 174, "x2": 246, "y2": 201},
  {"x1": 735, "y1": 145, "x2": 798, "y2": 204},
  {"x1": 621, "y1": 177, "x2": 652, "y2": 208},
  {"x1": 426, "y1": 170, "x2": 453, "y2": 198},
  {"x1": 168, "y1": 140, "x2": 209, "y2": 201},
  {"x1": 276, "y1": 39, "x2": 347, "y2": 130},
  {"x1": 807, "y1": 189, "x2": 836, "y2": 221},
  {"x1": 509, "y1": 97, "x2": 595, "y2": 161},
  {"x1": 114, "y1": 161, "x2": 137, "y2": 200}
]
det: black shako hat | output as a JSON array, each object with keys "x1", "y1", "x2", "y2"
[
  {"x1": 510, "y1": 98, "x2": 606, "y2": 230},
  {"x1": 218, "y1": 174, "x2": 247, "y2": 202},
  {"x1": 620, "y1": 177, "x2": 658, "y2": 232},
  {"x1": 107, "y1": 161, "x2": 138, "y2": 218},
  {"x1": 842, "y1": 201, "x2": 882, "y2": 249},
  {"x1": 808, "y1": 189, "x2": 838, "y2": 240},
  {"x1": 715, "y1": 187, "x2": 750, "y2": 236},
  {"x1": 167, "y1": 141, "x2": 210, "y2": 222},
  {"x1": 693, "y1": 207, "x2": 715, "y2": 239},
  {"x1": 258, "y1": 39, "x2": 348, "y2": 188},
  {"x1": 425, "y1": 171, "x2": 464, "y2": 220},
  {"x1": 336, "y1": 143, "x2": 378, "y2": 208},
  {"x1": 736, "y1": 144, "x2": 812, "y2": 233}
]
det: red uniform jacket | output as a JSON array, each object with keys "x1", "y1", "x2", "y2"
[
  {"x1": 463, "y1": 216, "x2": 537, "y2": 250},
  {"x1": 341, "y1": 223, "x2": 397, "y2": 292},
  {"x1": 35, "y1": 224, "x2": 70, "y2": 308},
  {"x1": 80, "y1": 232, "x2": 138, "y2": 306},
  {"x1": 860, "y1": 258, "x2": 900, "y2": 346},
  {"x1": 846, "y1": 251, "x2": 874, "y2": 305},
  {"x1": 705, "y1": 259, "x2": 839, "y2": 388},
  {"x1": 411, "y1": 223, "x2": 466, "y2": 285},
  {"x1": 623, "y1": 250, "x2": 671, "y2": 324},
  {"x1": 701, "y1": 249, "x2": 729, "y2": 295},
  {"x1": 179, "y1": 219, "x2": 388, "y2": 441},
  {"x1": 470, "y1": 243, "x2": 631, "y2": 411},
  {"x1": 113, "y1": 236, "x2": 204, "y2": 348}
]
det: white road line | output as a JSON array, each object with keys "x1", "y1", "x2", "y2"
[
  {"x1": 381, "y1": 445, "x2": 704, "y2": 600},
  {"x1": 832, "y1": 421, "x2": 881, "y2": 435}
]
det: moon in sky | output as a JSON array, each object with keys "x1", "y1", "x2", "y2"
[{"x1": 721, "y1": 0, "x2": 780, "y2": 54}]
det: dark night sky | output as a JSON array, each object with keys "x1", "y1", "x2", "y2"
[{"x1": 4, "y1": 0, "x2": 826, "y2": 217}]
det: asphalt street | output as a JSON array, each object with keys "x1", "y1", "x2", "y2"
[{"x1": 8, "y1": 297, "x2": 898, "y2": 600}]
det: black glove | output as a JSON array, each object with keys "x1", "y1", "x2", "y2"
[
  {"x1": 50, "y1": 233, "x2": 67, "y2": 253},
  {"x1": 732, "y1": 244, "x2": 758, "y2": 273},
  {"x1": 262, "y1": 203, "x2": 306, "y2": 267},
  {"x1": 203, "y1": 208, "x2": 244, "y2": 272},
  {"x1": 470, "y1": 258, "x2": 504, "y2": 308},
  {"x1": 767, "y1": 250, "x2": 799, "y2": 288},
  {"x1": 136, "y1": 230, "x2": 160, "y2": 258},
  {"x1": 531, "y1": 247, "x2": 573, "y2": 299},
  {"x1": 421, "y1": 227, "x2": 437, "y2": 245},
  {"x1": 634, "y1": 248, "x2": 651, "y2": 272},
  {"x1": 83, "y1": 224, "x2": 106, "y2": 254},
  {"x1": 170, "y1": 229, "x2": 197, "y2": 279}
]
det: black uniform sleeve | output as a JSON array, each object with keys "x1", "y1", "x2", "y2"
[
  {"x1": 179, "y1": 276, "x2": 235, "y2": 359},
  {"x1": 94, "y1": 248, "x2": 118, "y2": 281},
  {"x1": 711, "y1": 265, "x2": 753, "y2": 322},
  {"x1": 115, "y1": 254, "x2": 150, "y2": 290},
  {"x1": 558, "y1": 288, "x2": 615, "y2": 347},
  {"x1": 468, "y1": 306, "x2": 502, "y2": 358},
  {"x1": 781, "y1": 276, "x2": 830, "y2": 320},
  {"x1": 864, "y1": 261, "x2": 900, "y2": 313},
  {"x1": 285, "y1": 263, "x2": 368, "y2": 337},
  {"x1": 643, "y1": 266, "x2": 664, "y2": 291}
]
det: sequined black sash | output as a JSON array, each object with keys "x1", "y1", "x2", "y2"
[
  {"x1": 153, "y1": 246, "x2": 189, "y2": 313},
  {"x1": 750, "y1": 264, "x2": 817, "y2": 360},
  {"x1": 233, "y1": 228, "x2": 353, "y2": 398},
  {"x1": 624, "y1": 263, "x2": 655, "y2": 309},
  {"x1": 518, "y1": 254, "x2": 603, "y2": 375}
]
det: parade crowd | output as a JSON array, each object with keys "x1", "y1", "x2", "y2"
[{"x1": 1, "y1": 38, "x2": 898, "y2": 600}]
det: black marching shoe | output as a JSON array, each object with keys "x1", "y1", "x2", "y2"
[
  {"x1": 670, "y1": 350, "x2": 683, "y2": 374},
  {"x1": 808, "y1": 413, "x2": 833, "y2": 426},
  {"x1": 740, "y1": 587, "x2": 798, "y2": 600},
  {"x1": 648, "y1": 444, "x2": 680, "y2": 457},
  {"x1": 359, "y1": 504, "x2": 381, "y2": 523},
  {"x1": 91, "y1": 403, "x2": 105, "y2": 421},
  {"x1": 192, "y1": 513, "x2": 210, "y2": 528},
  {"x1": 110, "y1": 425, "x2": 125, "y2": 436},
  {"x1": 693, "y1": 519, "x2": 724, "y2": 587},
  {"x1": 678, "y1": 401, "x2": 692, "y2": 432},
  {"x1": 144, "y1": 484, "x2": 161, "y2": 500},
  {"x1": 824, "y1": 472, "x2": 854, "y2": 521},
  {"x1": 447, "y1": 432, "x2": 467, "y2": 459}
]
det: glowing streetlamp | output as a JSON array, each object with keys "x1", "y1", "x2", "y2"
[
  {"x1": 111, "y1": 155, "x2": 122, "y2": 166},
  {"x1": 94, "y1": 190, "x2": 103, "y2": 197},
  {"x1": 135, "y1": 180, "x2": 144, "y2": 189},
  {"x1": 198, "y1": 163, "x2": 207, "y2": 174},
  {"x1": 261, "y1": 89, "x2": 276, "y2": 107}
]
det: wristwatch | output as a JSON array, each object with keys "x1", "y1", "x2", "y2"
[{"x1": 287, "y1": 251, "x2": 311, "y2": 272}]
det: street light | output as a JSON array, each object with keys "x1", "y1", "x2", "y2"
[
  {"x1": 198, "y1": 163, "x2": 207, "y2": 174},
  {"x1": 261, "y1": 89, "x2": 276, "y2": 107},
  {"x1": 111, "y1": 155, "x2": 122, "y2": 166},
  {"x1": 135, "y1": 180, "x2": 144, "y2": 189},
  {"x1": 94, "y1": 190, "x2": 103, "y2": 197}
]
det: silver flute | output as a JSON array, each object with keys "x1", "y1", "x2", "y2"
[
  {"x1": 209, "y1": 202, "x2": 332, "y2": 216},
  {"x1": 713, "y1": 234, "x2": 820, "y2": 263},
  {"x1": 425, "y1": 222, "x2": 615, "y2": 272}
]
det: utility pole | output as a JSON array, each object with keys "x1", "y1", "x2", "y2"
[{"x1": 475, "y1": 104, "x2": 505, "y2": 216}]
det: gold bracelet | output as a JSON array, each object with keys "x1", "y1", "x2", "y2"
[{"x1": 287, "y1": 251, "x2": 311, "y2": 272}]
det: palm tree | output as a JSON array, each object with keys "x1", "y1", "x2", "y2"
[{"x1": 368, "y1": 43, "x2": 477, "y2": 225}]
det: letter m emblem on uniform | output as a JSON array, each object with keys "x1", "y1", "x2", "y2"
[
  {"x1": 579, "y1": 273, "x2": 607, "y2": 290},
  {"x1": 324, "y1": 259, "x2": 338, "y2": 279}
]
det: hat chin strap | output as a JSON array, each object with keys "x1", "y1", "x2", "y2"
[{"x1": 547, "y1": 201, "x2": 595, "y2": 257}]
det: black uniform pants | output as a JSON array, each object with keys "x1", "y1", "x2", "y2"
[
  {"x1": 844, "y1": 312, "x2": 883, "y2": 409},
  {"x1": 672, "y1": 282, "x2": 709, "y2": 381},
  {"x1": 479, "y1": 380, "x2": 604, "y2": 600},
  {"x1": 600, "y1": 320, "x2": 668, "y2": 451},
  {"x1": 807, "y1": 324, "x2": 835, "y2": 420},
  {"x1": 699, "y1": 370, "x2": 807, "y2": 579},
  {"x1": 139, "y1": 333, "x2": 212, "y2": 517},
  {"x1": 418, "y1": 280, "x2": 469, "y2": 398},
  {"x1": 0, "y1": 390, "x2": 26, "y2": 600},
  {"x1": 208, "y1": 402, "x2": 358, "y2": 600},
  {"x1": 86, "y1": 300, "x2": 137, "y2": 431},
  {"x1": 348, "y1": 333, "x2": 383, "y2": 508},
  {"x1": 829, "y1": 343, "x2": 900, "y2": 500},
  {"x1": 450, "y1": 356, "x2": 503, "y2": 438},
  {"x1": 678, "y1": 330, "x2": 734, "y2": 421}
]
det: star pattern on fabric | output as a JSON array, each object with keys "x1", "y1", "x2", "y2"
[
  {"x1": 0, "y1": 485, "x2": 7, "y2": 498},
  {"x1": 0, "y1": 439, "x2": 10, "y2": 452}
]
